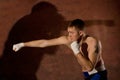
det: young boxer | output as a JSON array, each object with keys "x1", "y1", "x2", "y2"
[{"x1": 13, "y1": 19, "x2": 107, "y2": 80}]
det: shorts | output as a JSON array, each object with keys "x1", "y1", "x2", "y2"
[{"x1": 83, "y1": 70, "x2": 108, "y2": 80}]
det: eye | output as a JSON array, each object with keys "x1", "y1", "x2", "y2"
[{"x1": 70, "y1": 32, "x2": 74, "y2": 34}]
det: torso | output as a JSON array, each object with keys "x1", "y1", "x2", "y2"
[
  {"x1": 81, "y1": 35, "x2": 106, "y2": 71},
  {"x1": 66, "y1": 35, "x2": 106, "y2": 71}
]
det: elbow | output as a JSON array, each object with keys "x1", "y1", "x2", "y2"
[
  {"x1": 87, "y1": 67, "x2": 94, "y2": 72},
  {"x1": 86, "y1": 64, "x2": 94, "y2": 72}
]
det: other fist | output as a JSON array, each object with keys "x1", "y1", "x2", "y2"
[{"x1": 70, "y1": 41, "x2": 80, "y2": 55}]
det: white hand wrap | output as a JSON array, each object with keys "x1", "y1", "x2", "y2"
[
  {"x1": 70, "y1": 41, "x2": 80, "y2": 55},
  {"x1": 13, "y1": 42, "x2": 24, "y2": 52},
  {"x1": 88, "y1": 68, "x2": 98, "y2": 75}
]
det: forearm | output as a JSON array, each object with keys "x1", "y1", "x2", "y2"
[
  {"x1": 24, "y1": 40, "x2": 47, "y2": 48},
  {"x1": 75, "y1": 53, "x2": 93, "y2": 71},
  {"x1": 13, "y1": 40, "x2": 47, "y2": 52}
]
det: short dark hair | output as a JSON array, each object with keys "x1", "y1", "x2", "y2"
[{"x1": 68, "y1": 19, "x2": 85, "y2": 30}]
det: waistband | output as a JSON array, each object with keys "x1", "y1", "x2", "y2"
[
  {"x1": 83, "y1": 69, "x2": 97, "y2": 78},
  {"x1": 83, "y1": 69, "x2": 107, "y2": 78}
]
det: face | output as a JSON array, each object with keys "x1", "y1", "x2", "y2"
[{"x1": 67, "y1": 26, "x2": 82, "y2": 41}]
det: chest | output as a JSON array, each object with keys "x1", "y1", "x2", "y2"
[{"x1": 80, "y1": 42, "x2": 89, "y2": 59}]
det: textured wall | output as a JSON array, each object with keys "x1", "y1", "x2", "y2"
[{"x1": 0, "y1": 0, "x2": 120, "y2": 80}]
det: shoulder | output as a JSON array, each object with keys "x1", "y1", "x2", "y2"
[
  {"x1": 86, "y1": 36, "x2": 98, "y2": 46},
  {"x1": 87, "y1": 36, "x2": 97, "y2": 42},
  {"x1": 86, "y1": 36, "x2": 102, "y2": 54}
]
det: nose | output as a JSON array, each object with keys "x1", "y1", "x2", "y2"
[
  {"x1": 69, "y1": 34, "x2": 73, "y2": 39},
  {"x1": 68, "y1": 33, "x2": 71, "y2": 37}
]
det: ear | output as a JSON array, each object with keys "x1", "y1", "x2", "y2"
[{"x1": 79, "y1": 31, "x2": 83, "y2": 36}]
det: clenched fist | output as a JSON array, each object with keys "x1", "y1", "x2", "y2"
[{"x1": 13, "y1": 43, "x2": 24, "y2": 52}]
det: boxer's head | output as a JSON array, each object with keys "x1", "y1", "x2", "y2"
[{"x1": 67, "y1": 19, "x2": 85, "y2": 41}]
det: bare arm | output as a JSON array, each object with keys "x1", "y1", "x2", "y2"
[
  {"x1": 24, "y1": 36, "x2": 69, "y2": 48},
  {"x1": 13, "y1": 36, "x2": 69, "y2": 52}
]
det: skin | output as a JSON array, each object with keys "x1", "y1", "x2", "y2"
[{"x1": 13, "y1": 26, "x2": 104, "y2": 72}]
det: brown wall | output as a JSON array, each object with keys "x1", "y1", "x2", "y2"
[{"x1": 0, "y1": 0, "x2": 120, "y2": 80}]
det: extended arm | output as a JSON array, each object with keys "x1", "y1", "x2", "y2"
[{"x1": 13, "y1": 36, "x2": 69, "y2": 52}]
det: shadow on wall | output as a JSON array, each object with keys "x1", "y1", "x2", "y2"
[{"x1": 0, "y1": 1, "x2": 66, "y2": 80}]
